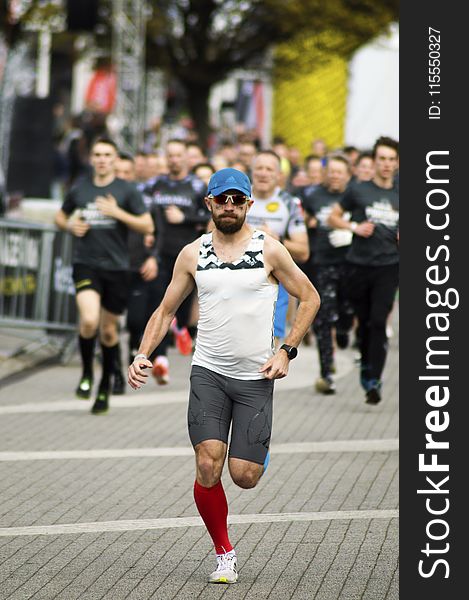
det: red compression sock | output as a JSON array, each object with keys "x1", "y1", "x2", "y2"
[{"x1": 193, "y1": 480, "x2": 233, "y2": 554}]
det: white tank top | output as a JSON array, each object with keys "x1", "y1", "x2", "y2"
[{"x1": 192, "y1": 230, "x2": 278, "y2": 380}]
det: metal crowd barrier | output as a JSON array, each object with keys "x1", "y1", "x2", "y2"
[{"x1": 0, "y1": 218, "x2": 77, "y2": 361}]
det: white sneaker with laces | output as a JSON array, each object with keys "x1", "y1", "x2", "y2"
[{"x1": 208, "y1": 551, "x2": 238, "y2": 584}]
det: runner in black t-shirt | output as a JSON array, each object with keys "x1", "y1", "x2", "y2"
[
  {"x1": 143, "y1": 139, "x2": 210, "y2": 384},
  {"x1": 55, "y1": 137, "x2": 153, "y2": 414},
  {"x1": 329, "y1": 136, "x2": 399, "y2": 405},
  {"x1": 302, "y1": 155, "x2": 354, "y2": 394},
  {"x1": 294, "y1": 155, "x2": 324, "y2": 285}
]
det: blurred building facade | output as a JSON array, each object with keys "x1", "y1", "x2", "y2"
[{"x1": 272, "y1": 24, "x2": 399, "y2": 156}]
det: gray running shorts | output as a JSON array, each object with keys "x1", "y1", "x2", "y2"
[{"x1": 188, "y1": 365, "x2": 274, "y2": 465}]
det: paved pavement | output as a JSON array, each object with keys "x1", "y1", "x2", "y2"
[
  {"x1": 0, "y1": 328, "x2": 71, "y2": 384},
  {"x1": 0, "y1": 324, "x2": 399, "y2": 600}
]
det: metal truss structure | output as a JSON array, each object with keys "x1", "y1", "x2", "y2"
[
  {"x1": 111, "y1": 0, "x2": 147, "y2": 152},
  {"x1": 0, "y1": 39, "x2": 35, "y2": 190}
]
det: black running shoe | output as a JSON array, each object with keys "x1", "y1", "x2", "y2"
[
  {"x1": 91, "y1": 390, "x2": 109, "y2": 414},
  {"x1": 112, "y1": 371, "x2": 125, "y2": 395},
  {"x1": 75, "y1": 376, "x2": 93, "y2": 399},
  {"x1": 365, "y1": 387, "x2": 382, "y2": 405}
]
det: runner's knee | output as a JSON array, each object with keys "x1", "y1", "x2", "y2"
[
  {"x1": 195, "y1": 441, "x2": 226, "y2": 487},
  {"x1": 79, "y1": 316, "x2": 99, "y2": 338},
  {"x1": 229, "y1": 458, "x2": 262, "y2": 489},
  {"x1": 100, "y1": 320, "x2": 118, "y2": 346},
  {"x1": 100, "y1": 329, "x2": 117, "y2": 346}
]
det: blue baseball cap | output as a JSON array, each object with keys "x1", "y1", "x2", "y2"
[{"x1": 207, "y1": 168, "x2": 251, "y2": 197}]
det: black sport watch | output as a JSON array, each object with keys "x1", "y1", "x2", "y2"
[{"x1": 280, "y1": 344, "x2": 298, "y2": 360}]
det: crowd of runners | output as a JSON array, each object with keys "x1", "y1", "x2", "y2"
[
  {"x1": 52, "y1": 130, "x2": 399, "y2": 583},
  {"x1": 55, "y1": 132, "x2": 399, "y2": 411}
]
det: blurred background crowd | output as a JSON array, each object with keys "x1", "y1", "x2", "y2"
[{"x1": 0, "y1": 0, "x2": 398, "y2": 212}]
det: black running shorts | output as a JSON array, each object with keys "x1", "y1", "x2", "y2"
[
  {"x1": 188, "y1": 365, "x2": 274, "y2": 465},
  {"x1": 72, "y1": 264, "x2": 129, "y2": 315}
]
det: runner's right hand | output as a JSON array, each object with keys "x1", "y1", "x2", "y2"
[
  {"x1": 69, "y1": 219, "x2": 90, "y2": 237},
  {"x1": 128, "y1": 355, "x2": 153, "y2": 390}
]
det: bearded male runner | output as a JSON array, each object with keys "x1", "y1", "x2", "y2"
[{"x1": 128, "y1": 168, "x2": 320, "y2": 583}]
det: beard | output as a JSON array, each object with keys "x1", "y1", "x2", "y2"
[{"x1": 212, "y1": 211, "x2": 245, "y2": 234}]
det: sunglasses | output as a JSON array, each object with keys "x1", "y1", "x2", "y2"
[{"x1": 208, "y1": 193, "x2": 249, "y2": 206}]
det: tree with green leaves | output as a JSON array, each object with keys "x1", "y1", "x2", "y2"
[
  {"x1": 2, "y1": 0, "x2": 399, "y2": 147},
  {"x1": 145, "y1": 0, "x2": 398, "y2": 145}
]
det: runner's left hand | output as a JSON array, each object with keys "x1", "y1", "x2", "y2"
[
  {"x1": 259, "y1": 351, "x2": 290, "y2": 380},
  {"x1": 96, "y1": 194, "x2": 119, "y2": 218}
]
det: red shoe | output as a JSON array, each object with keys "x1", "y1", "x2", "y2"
[
  {"x1": 171, "y1": 319, "x2": 193, "y2": 355},
  {"x1": 152, "y1": 356, "x2": 169, "y2": 385}
]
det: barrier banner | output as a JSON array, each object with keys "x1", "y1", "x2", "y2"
[
  {"x1": 0, "y1": 220, "x2": 77, "y2": 330},
  {"x1": 47, "y1": 228, "x2": 77, "y2": 327},
  {"x1": 0, "y1": 224, "x2": 41, "y2": 320}
]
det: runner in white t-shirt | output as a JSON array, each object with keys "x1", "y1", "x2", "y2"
[{"x1": 247, "y1": 151, "x2": 309, "y2": 340}]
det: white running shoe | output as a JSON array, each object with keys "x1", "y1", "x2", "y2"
[{"x1": 208, "y1": 551, "x2": 238, "y2": 584}]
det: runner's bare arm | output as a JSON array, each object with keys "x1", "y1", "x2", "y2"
[
  {"x1": 54, "y1": 209, "x2": 90, "y2": 237},
  {"x1": 328, "y1": 202, "x2": 374, "y2": 237},
  {"x1": 328, "y1": 202, "x2": 349, "y2": 228},
  {"x1": 266, "y1": 236, "x2": 320, "y2": 348},
  {"x1": 259, "y1": 237, "x2": 320, "y2": 380},
  {"x1": 54, "y1": 209, "x2": 69, "y2": 230},
  {"x1": 283, "y1": 230, "x2": 309, "y2": 263},
  {"x1": 117, "y1": 209, "x2": 154, "y2": 235},
  {"x1": 95, "y1": 194, "x2": 154, "y2": 234}
]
